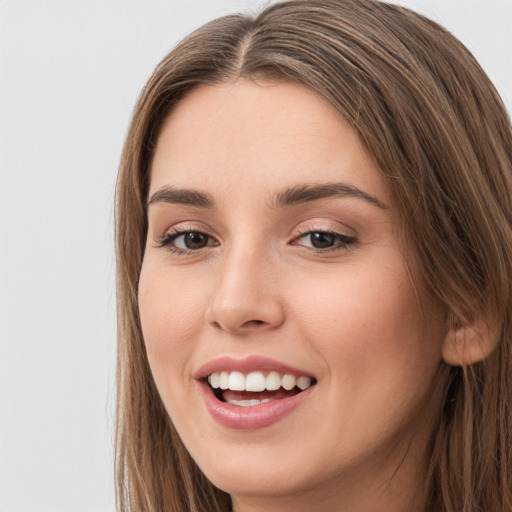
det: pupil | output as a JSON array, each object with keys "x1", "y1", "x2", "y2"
[
  {"x1": 185, "y1": 232, "x2": 207, "y2": 249},
  {"x1": 311, "y1": 232, "x2": 334, "y2": 249}
]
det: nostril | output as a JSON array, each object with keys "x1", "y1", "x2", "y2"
[{"x1": 242, "y1": 319, "x2": 265, "y2": 328}]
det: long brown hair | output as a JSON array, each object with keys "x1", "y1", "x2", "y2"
[{"x1": 115, "y1": 1, "x2": 512, "y2": 510}]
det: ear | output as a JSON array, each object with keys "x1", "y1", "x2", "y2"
[{"x1": 442, "y1": 315, "x2": 500, "y2": 366}]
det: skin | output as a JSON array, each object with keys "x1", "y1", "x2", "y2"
[{"x1": 138, "y1": 80, "x2": 449, "y2": 512}]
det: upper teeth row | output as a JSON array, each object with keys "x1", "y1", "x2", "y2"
[{"x1": 207, "y1": 371, "x2": 312, "y2": 392}]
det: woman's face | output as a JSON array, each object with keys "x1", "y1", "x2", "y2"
[{"x1": 139, "y1": 81, "x2": 447, "y2": 511}]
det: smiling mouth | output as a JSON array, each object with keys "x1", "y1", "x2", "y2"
[{"x1": 207, "y1": 370, "x2": 317, "y2": 407}]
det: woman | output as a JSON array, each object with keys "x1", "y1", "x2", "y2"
[{"x1": 115, "y1": 1, "x2": 512, "y2": 510}]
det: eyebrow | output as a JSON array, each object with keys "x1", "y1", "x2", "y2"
[
  {"x1": 147, "y1": 182, "x2": 387, "y2": 210},
  {"x1": 147, "y1": 186, "x2": 215, "y2": 208},
  {"x1": 270, "y1": 183, "x2": 387, "y2": 210}
]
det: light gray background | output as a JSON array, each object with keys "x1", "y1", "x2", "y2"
[{"x1": 0, "y1": 1, "x2": 510, "y2": 511}]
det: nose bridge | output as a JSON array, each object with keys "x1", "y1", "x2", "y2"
[{"x1": 206, "y1": 236, "x2": 284, "y2": 333}]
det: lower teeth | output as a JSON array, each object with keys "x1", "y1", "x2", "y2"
[
  {"x1": 211, "y1": 381, "x2": 316, "y2": 405},
  {"x1": 227, "y1": 398, "x2": 271, "y2": 407}
]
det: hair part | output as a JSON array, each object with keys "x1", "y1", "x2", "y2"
[{"x1": 115, "y1": 1, "x2": 512, "y2": 510}]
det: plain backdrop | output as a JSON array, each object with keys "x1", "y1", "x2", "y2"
[{"x1": 0, "y1": 1, "x2": 510, "y2": 511}]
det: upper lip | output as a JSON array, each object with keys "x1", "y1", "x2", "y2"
[{"x1": 195, "y1": 355, "x2": 315, "y2": 380}]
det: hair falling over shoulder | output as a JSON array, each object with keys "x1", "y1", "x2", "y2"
[{"x1": 114, "y1": 1, "x2": 512, "y2": 510}]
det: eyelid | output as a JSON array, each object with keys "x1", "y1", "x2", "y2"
[
  {"x1": 154, "y1": 223, "x2": 219, "y2": 255},
  {"x1": 293, "y1": 221, "x2": 356, "y2": 239},
  {"x1": 290, "y1": 222, "x2": 357, "y2": 253},
  {"x1": 151, "y1": 220, "x2": 357, "y2": 256},
  {"x1": 155, "y1": 220, "x2": 216, "y2": 242}
]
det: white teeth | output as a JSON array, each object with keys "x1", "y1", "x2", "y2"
[
  {"x1": 207, "y1": 370, "x2": 314, "y2": 392},
  {"x1": 266, "y1": 371, "x2": 281, "y2": 391},
  {"x1": 227, "y1": 398, "x2": 271, "y2": 407},
  {"x1": 245, "y1": 371, "x2": 266, "y2": 392},
  {"x1": 219, "y1": 371, "x2": 229, "y2": 390},
  {"x1": 281, "y1": 374, "x2": 296, "y2": 391},
  {"x1": 229, "y1": 399, "x2": 252, "y2": 407},
  {"x1": 210, "y1": 372, "x2": 220, "y2": 389},
  {"x1": 296, "y1": 376, "x2": 312, "y2": 390},
  {"x1": 228, "y1": 371, "x2": 245, "y2": 391}
]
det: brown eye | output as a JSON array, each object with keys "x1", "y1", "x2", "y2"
[
  {"x1": 158, "y1": 230, "x2": 218, "y2": 253},
  {"x1": 181, "y1": 232, "x2": 209, "y2": 249},
  {"x1": 309, "y1": 232, "x2": 336, "y2": 249},
  {"x1": 294, "y1": 231, "x2": 356, "y2": 251}
]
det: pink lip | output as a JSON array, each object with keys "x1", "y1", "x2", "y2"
[
  {"x1": 198, "y1": 380, "x2": 315, "y2": 430},
  {"x1": 195, "y1": 355, "x2": 315, "y2": 380},
  {"x1": 195, "y1": 356, "x2": 316, "y2": 430}
]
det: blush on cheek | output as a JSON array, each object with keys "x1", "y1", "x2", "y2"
[
  {"x1": 140, "y1": 300, "x2": 200, "y2": 357},
  {"x1": 138, "y1": 259, "x2": 214, "y2": 413}
]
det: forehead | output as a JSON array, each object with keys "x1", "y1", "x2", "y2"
[{"x1": 150, "y1": 80, "x2": 392, "y2": 207}]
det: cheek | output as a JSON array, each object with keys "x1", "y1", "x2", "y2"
[
  {"x1": 138, "y1": 261, "x2": 206, "y2": 382},
  {"x1": 288, "y1": 259, "x2": 442, "y2": 381},
  {"x1": 285, "y1": 263, "x2": 445, "y2": 455}
]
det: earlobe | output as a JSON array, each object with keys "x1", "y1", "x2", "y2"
[{"x1": 442, "y1": 315, "x2": 500, "y2": 366}]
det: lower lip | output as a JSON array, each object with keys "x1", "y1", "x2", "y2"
[{"x1": 198, "y1": 381, "x2": 315, "y2": 430}]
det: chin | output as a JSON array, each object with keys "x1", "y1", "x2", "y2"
[{"x1": 203, "y1": 461, "x2": 314, "y2": 499}]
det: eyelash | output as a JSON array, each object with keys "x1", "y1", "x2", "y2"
[
  {"x1": 156, "y1": 227, "x2": 218, "y2": 255},
  {"x1": 291, "y1": 226, "x2": 357, "y2": 254},
  {"x1": 155, "y1": 226, "x2": 357, "y2": 256}
]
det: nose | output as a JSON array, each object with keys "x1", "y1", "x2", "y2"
[{"x1": 205, "y1": 246, "x2": 285, "y2": 335}]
